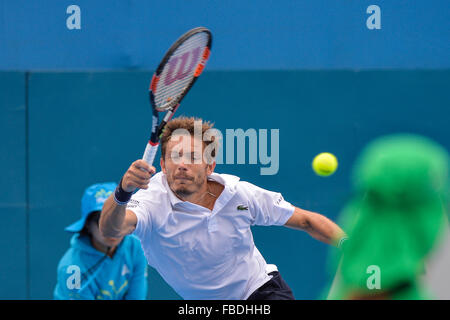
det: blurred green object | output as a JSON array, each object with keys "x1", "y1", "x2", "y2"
[{"x1": 328, "y1": 134, "x2": 450, "y2": 300}]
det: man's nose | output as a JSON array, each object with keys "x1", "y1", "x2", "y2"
[{"x1": 177, "y1": 163, "x2": 188, "y2": 171}]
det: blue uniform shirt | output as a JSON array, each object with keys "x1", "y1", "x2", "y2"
[{"x1": 54, "y1": 233, "x2": 148, "y2": 300}]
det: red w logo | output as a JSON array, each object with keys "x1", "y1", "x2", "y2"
[{"x1": 164, "y1": 47, "x2": 202, "y2": 86}]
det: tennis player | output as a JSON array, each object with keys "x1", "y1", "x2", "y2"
[
  {"x1": 54, "y1": 182, "x2": 148, "y2": 300},
  {"x1": 100, "y1": 117, "x2": 346, "y2": 300}
]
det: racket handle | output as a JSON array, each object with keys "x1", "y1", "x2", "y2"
[{"x1": 143, "y1": 142, "x2": 159, "y2": 166}]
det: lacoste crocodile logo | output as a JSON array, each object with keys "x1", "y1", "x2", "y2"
[{"x1": 237, "y1": 205, "x2": 248, "y2": 211}]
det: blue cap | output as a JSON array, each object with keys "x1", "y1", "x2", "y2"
[{"x1": 65, "y1": 182, "x2": 117, "y2": 233}]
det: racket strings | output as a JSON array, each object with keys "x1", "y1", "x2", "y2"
[{"x1": 154, "y1": 32, "x2": 209, "y2": 109}]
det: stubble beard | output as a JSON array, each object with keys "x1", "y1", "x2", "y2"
[{"x1": 169, "y1": 173, "x2": 206, "y2": 200}]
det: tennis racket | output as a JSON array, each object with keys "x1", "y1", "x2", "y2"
[{"x1": 142, "y1": 27, "x2": 213, "y2": 165}]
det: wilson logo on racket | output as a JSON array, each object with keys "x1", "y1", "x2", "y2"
[{"x1": 165, "y1": 46, "x2": 203, "y2": 86}]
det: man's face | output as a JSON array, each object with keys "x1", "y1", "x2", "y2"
[{"x1": 161, "y1": 134, "x2": 215, "y2": 199}]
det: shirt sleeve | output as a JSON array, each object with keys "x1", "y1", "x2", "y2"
[
  {"x1": 126, "y1": 189, "x2": 153, "y2": 240},
  {"x1": 242, "y1": 181, "x2": 295, "y2": 226}
]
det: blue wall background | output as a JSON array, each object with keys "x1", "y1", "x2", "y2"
[
  {"x1": 0, "y1": 1, "x2": 449, "y2": 300},
  {"x1": 0, "y1": 0, "x2": 449, "y2": 70},
  {"x1": 1, "y1": 71, "x2": 449, "y2": 299}
]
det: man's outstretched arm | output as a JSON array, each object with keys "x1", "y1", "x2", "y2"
[
  {"x1": 284, "y1": 207, "x2": 347, "y2": 247},
  {"x1": 99, "y1": 159, "x2": 155, "y2": 238},
  {"x1": 100, "y1": 195, "x2": 137, "y2": 238}
]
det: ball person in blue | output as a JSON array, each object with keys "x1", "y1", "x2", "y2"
[{"x1": 54, "y1": 182, "x2": 148, "y2": 299}]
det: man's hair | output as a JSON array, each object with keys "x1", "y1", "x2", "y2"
[{"x1": 160, "y1": 116, "x2": 219, "y2": 162}]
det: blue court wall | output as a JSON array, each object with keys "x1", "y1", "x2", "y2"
[
  {"x1": 1, "y1": 0, "x2": 449, "y2": 70},
  {"x1": 0, "y1": 70, "x2": 449, "y2": 299},
  {"x1": 0, "y1": 72, "x2": 27, "y2": 299}
]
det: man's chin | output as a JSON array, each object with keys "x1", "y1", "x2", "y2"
[
  {"x1": 174, "y1": 187, "x2": 194, "y2": 198},
  {"x1": 168, "y1": 178, "x2": 201, "y2": 199}
]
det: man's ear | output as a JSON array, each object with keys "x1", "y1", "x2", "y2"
[
  {"x1": 160, "y1": 157, "x2": 166, "y2": 174},
  {"x1": 206, "y1": 161, "x2": 216, "y2": 176}
]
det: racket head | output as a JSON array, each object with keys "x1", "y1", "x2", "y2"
[{"x1": 149, "y1": 27, "x2": 212, "y2": 112}]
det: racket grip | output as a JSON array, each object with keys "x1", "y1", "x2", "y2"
[{"x1": 142, "y1": 142, "x2": 159, "y2": 166}]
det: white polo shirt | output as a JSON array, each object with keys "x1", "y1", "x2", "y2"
[{"x1": 127, "y1": 172, "x2": 295, "y2": 300}]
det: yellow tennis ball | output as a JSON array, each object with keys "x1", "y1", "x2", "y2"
[{"x1": 312, "y1": 152, "x2": 338, "y2": 176}]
